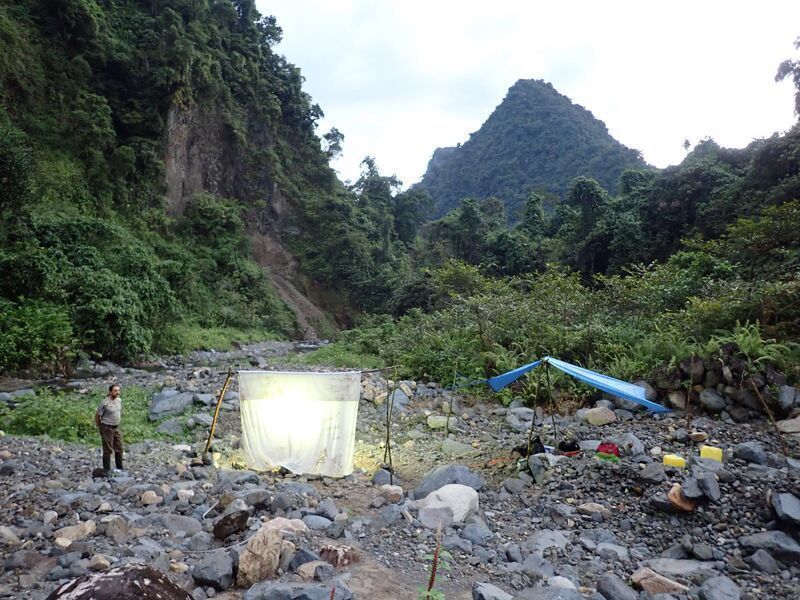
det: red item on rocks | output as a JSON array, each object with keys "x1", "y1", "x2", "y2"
[{"x1": 596, "y1": 442, "x2": 620, "y2": 457}]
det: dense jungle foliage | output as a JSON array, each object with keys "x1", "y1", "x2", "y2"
[
  {"x1": 0, "y1": 0, "x2": 424, "y2": 371},
  {"x1": 416, "y1": 80, "x2": 647, "y2": 219}
]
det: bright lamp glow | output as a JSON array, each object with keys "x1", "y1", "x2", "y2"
[{"x1": 238, "y1": 371, "x2": 361, "y2": 477}]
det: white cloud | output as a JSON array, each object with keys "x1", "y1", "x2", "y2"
[{"x1": 259, "y1": 0, "x2": 800, "y2": 187}]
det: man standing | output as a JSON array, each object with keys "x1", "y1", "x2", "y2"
[{"x1": 95, "y1": 384, "x2": 124, "y2": 473}]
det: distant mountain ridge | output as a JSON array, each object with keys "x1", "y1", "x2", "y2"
[{"x1": 417, "y1": 79, "x2": 647, "y2": 219}]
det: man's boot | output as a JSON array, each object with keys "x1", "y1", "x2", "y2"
[
  {"x1": 115, "y1": 452, "x2": 123, "y2": 470},
  {"x1": 102, "y1": 454, "x2": 111, "y2": 472}
]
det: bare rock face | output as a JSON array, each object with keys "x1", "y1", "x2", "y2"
[
  {"x1": 45, "y1": 564, "x2": 192, "y2": 599},
  {"x1": 236, "y1": 523, "x2": 283, "y2": 587}
]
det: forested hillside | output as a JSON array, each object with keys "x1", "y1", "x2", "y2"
[
  {"x1": 0, "y1": 0, "x2": 425, "y2": 372},
  {"x1": 416, "y1": 79, "x2": 647, "y2": 219},
  {"x1": 311, "y1": 49, "x2": 800, "y2": 388}
]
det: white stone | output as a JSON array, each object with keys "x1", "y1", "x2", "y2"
[
  {"x1": 177, "y1": 489, "x2": 195, "y2": 502},
  {"x1": 0, "y1": 526, "x2": 20, "y2": 545},
  {"x1": 42, "y1": 511, "x2": 58, "y2": 526},
  {"x1": 414, "y1": 484, "x2": 478, "y2": 525},
  {"x1": 583, "y1": 407, "x2": 617, "y2": 426},
  {"x1": 54, "y1": 520, "x2": 96, "y2": 542}
]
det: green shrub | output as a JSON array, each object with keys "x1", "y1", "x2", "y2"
[
  {"x1": 0, "y1": 386, "x2": 186, "y2": 445},
  {"x1": 0, "y1": 298, "x2": 75, "y2": 372}
]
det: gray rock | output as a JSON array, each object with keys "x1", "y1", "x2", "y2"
[
  {"x1": 522, "y1": 554, "x2": 556, "y2": 580},
  {"x1": 371, "y1": 469, "x2": 394, "y2": 486},
  {"x1": 156, "y1": 417, "x2": 183, "y2": 434},
  {"x1": 11, "y1": 388, "x2": 35, "y2": 399},
  {"x1": 192, "y1": 551, "x2": 233, "y2": 591},
  {"x1": 699, "y1": 575, "x2": 741, "y2": 600},
  {"x1": 527, "y1": 529, "x2": 568, "y2": 552},
  {"x1": 316, "y1": 498, "x2": 339, "y2": 520},
  {"x1": 645, "y1": 558, "x2": 719, "y2": 577},
  {"x1": 413, "y1": 464, "x2": 485, "y2": 499},
  {"x1": 681, "y1": 478, "x2": 705, "y2": 500},
  {"x1": 512, "y1": 588, "x2": 583, "y2": 600},
  {"x1": 4, "y1": 550, "x2": 46, "y2": 571},
  {"x1": 777, "y1": 385, "x2": 797, "y2": 412},
  {"x1": 302, "y1": 515, "x2": 333, "y2": 530},
  {"x1": 443, "y1": 534, "x2": 473, "y2": 554},
  {"x1": 244, "y1": 581, "x2": 353, "y2": 600},
  {"x1": 740, "y1": 531, "x2": 800, "y2": 562},
  {"x1": 596, "y1": 573, "x2": 638, "y2": 600},
  {"x1": 193, "y1": 393, "x2": 217, "y2": 407},
  {"x1": 693, "y1": 543, "x2": 714, "y2": 561},
  {"x1": 159, "y1": 514, "x2": 203, "y2": 535},
  {"x1": 771, "y1": 492, "x2": 800, "y2": 525},
  {"x1": 289, "y1": 548, "x2": 320, "y2": 572},
  {"x1": 745, "y1": 549, "x2": 779, "y2": 573},
  {"x1": 697, "y1": 473, "x2": 721, "y2": 504},
  {"x1": 473, "y1": 581, "x2": 513, "y2": 600},
  {"x1": 640, "y1": 462, "x2": 667, "y2": 484},
  {"x1": 461, "y1": 523, "x2": 493, "y2": 546},
  {"x1": 699, "y1": 389, "x2": 726, "y2": 413},
  {"x1": 370, "y1": 503, "x2": 402, "y2": 529},
  {"x1": 192, "y1": 413, "x2": 214, "y2": 428},
  {"x1": 502, "y1": 478, "x2": 527, "y2": 494},
  {"x1": 733, "y1": 442, "x2": 767, "y2": 465},
  {"x1": 608, "y1": 433, "x2": 644, "y2": 457},
  {"x1": 150, "y1": 390, "x2": 194, "y2": 421},
  {"x1": 213, "y1": 509, "x2": 249, "y2": 539}
]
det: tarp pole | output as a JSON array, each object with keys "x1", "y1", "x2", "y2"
[
  {"x1": 203, "y1": 367, "x2": 233, "y2": 461},
  {"x1": 545, "y1": 361, "x2": 558, "y2": 444},
  {"x1": 525, "y1": 368, "x2": 542, "y2": 456}
]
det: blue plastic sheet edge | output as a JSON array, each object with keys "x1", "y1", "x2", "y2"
[
  {"x1": 486, "y1": 356, "x2": 670, "y2": 413},
  {"x1": 487, "y1": 359, "x2": 541, "y2": 391}
]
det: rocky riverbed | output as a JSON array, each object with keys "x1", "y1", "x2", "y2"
[{"x1": 1, "y1": 343, "x2": 799, "y2": 599}]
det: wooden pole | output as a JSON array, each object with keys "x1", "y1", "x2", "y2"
[
  {"x1": 525, "y1": 367, "x2": 543, "y2": 457},
  {"x1": 545, "y1": 361, "x2": 558, "y2": 445},
  {"x1": 203, "y1": 368, "x2": 233, "y2": 460}
]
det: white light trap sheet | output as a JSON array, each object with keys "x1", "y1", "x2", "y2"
[{"x1": 238, "y1": 370, "x2": 361, "y2": 477}]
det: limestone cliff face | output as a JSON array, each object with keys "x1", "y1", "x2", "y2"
[{"x1": 162, "y1": 103, "x2": 337, "y2": 338}]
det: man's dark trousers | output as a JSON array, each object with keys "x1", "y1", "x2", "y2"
[{"x1": 99, "y1": 424, "x2": 123, "y2": 471}]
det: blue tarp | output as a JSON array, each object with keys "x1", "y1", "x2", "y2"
[
  {"x1": 487, "y1": 359, "x2": 541, "y2": 392},
  {"x1": 486, "y1": 356, "x2": 670, "y2": 413}
]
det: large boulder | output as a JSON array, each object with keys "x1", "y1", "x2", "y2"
[
  {"x1": 413, "y1": 464, "x2": 485, "y2": 499},
  {"x1": 45, "y1": 564, "x2": 192, "y2": 599},
  {"x1": 414, "y1": 484, "x2": 479, "y2": 528},
  {"x1": 149, "y1": 390, "x2": 194, "y2": 421}
]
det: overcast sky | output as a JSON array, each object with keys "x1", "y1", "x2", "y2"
[{"x1": 259, "y1": 1, "x2": 800, "y2": 187}]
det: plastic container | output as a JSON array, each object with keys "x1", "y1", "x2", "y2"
[
  {"x1": 700, "y1": 445, "x2": 723, "y2": 462},
  {"x1": 663, "y1": 454, "x2": 686, "y2": 468}
]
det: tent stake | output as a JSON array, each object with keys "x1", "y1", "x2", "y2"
[{"x1": 203, "y1": 367, "x2": 233, "y2": 461}]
